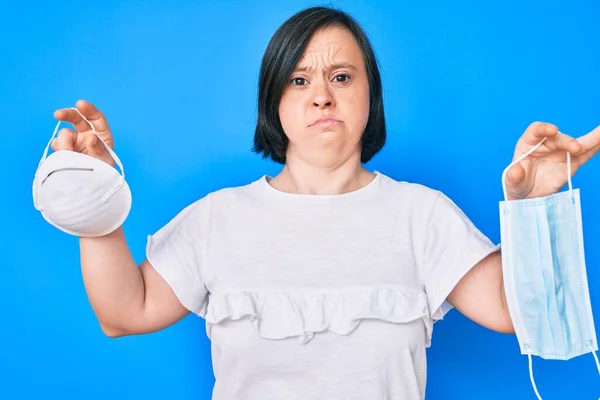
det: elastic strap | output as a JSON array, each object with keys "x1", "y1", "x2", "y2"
[
  {"x1": 590, "y1": 342, "x2": 600, "y2": 375},
  {"x1": 527, "y1": 348, "x2": 543, "y2": 400}
]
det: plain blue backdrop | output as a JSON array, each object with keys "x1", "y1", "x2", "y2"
[{"x1": 2, "y1": 0, "x2": 599, "y2": 398}]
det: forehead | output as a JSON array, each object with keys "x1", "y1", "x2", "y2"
[{"x1": 298, "y1": 26, "x2": 363, "y2": 64}]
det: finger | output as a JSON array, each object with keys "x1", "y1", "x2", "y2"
[
  {"x1": 75, "y1": 99, "x2": 110, "y2": 132},
  {"x1": 576, "y1": 143, "x2": 600, "y2": 166},
  {"x1": 58, "y1": 131, "x2": 84, "y2": 153},
  {"x1": 53, "y1": 108, "x2": 78, "y2": 123},
  {"x1": 575, "y1": 126, "x2": 600, "y2": 165},
  {"x1": 53, "y1": 108, "x2": 89, "y2": 132},
  {"x1": 522, "y1": 121, "x2": 559, "y2": 146},
  {"x1": 56, "y1": 128, "x2": 77, "y2": 151},
  {"x1": 53, "y1": 100, "x2": 110, "y2": 134},
  {"x1": 549, "y1": 131, "x2": 583, "y2": 154},
  {"x1": 51, "y1": 135, "x2": 81, "y2": 152},
  {"x1": 576, "y1": 125, "x2": 600, "y2": 153}
]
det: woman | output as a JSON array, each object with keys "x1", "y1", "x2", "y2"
[{"x1": 48, "y1": 6, "x2": 599, "y2": 400}]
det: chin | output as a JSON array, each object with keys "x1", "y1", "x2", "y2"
[
  {"x1": 311, "y1": 128, "x2": 342, "y2": 142},
  {"x1": 299, "y1": 146, "x2": 359, "y2": 168}
]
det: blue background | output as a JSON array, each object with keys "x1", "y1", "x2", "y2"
[{"x1": 2, "y1": 0, "x2": 599, "y2": 398}]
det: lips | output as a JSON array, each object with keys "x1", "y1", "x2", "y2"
[{"x1": 310, "y1": 117, "x2": 341, "y2": 127}]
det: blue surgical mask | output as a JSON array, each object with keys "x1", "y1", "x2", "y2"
[{"x1": 499, "y1": 137, "x2": 600, "y2": 399}]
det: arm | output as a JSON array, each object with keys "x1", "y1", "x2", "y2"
[
  {"x1": 80, "y1": 226, "x2": 189, "y2": 337},
  {"x1": 447, "y1": 250, "x2": 514, "y2": 334},
  {"x1": 51, "y1": 100, "x2": 194, "y2": 337}
]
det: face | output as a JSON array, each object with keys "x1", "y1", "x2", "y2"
[{"x1": 278, "y1": 26, "x2": 370, "y2": 168}]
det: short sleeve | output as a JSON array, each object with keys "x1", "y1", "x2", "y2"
[
  {"x1": 146, "y1": 200, "x2": 209, "y2": 317},
  {"x1": 421, "y1": 191, "x2": 500, "y2": 321}
]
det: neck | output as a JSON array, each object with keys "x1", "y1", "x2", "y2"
[{"x1": 268, "y1": 153, "x2": 375, "y2": 195}]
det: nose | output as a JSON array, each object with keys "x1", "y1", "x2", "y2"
[{"x1": 311, "y1": 82, "x2": 335, "y2": 109}]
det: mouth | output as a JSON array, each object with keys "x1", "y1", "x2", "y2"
[{"x1": 310, "y1": 117, "x2": 341, "y2": 127}]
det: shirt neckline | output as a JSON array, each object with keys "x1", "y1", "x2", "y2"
[{"x1": 256, "y1": 170, "x2": 383, "y2": 202}]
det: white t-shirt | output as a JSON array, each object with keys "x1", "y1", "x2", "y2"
[{"x1": 146, "y1": 171, "x2": 500, "y2": 400}]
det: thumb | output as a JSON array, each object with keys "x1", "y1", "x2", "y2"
[
  {"x1": 505, "y1": 162, "x2": 526, "y2": 188},
  {"x1": 86, "y1": 133, "x2": 115, "y2": 167}
]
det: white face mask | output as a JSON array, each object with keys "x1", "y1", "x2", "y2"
[{"x1": 32, "y1": 108, "x2": 132, "y2": 237}]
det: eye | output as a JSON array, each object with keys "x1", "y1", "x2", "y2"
[
  {"x1": 333, "y1": 74, "x2": 351, "y2": 83},
  {"x1": 290, "y1": 77, "x2": 308, "y2": 86}
]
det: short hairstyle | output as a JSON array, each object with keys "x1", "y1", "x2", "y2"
[{"x1": 252, "y1": 6, "x2": 386, "y2": 165}]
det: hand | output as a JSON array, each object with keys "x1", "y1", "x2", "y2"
[
  {"x1": 52, "y1": 100, "x2": 115, "y2": 167},
  {"x1": 504, "y1": 122, "x2": 600, "y2": 200}
]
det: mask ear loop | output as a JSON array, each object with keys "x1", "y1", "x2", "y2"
[
  {"x1": 501, "y1": 135, "x2": 573, "y2": 201},
  {"x1": 566, "y1": 150, "x2": 574, "y2": 203},
  {"x1": 526, "y1": 348, "x2": 543, "y2": 400},
  {"x1": 589, "y1": 342, "x2": 600, "y2": 375},
  {"x1": 37, "y1": 120, "x2": 62, "y2": 169},
  {"x1": 33, "y1": 120, "x2": 64, "y2": 210}
]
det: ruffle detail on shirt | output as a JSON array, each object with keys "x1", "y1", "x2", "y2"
[{"x1": 204, "y1": 287, "x2": 432, "y2": 345}]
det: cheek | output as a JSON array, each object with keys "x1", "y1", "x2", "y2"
[
  {"x1": 346, "y1": 85, "x2": 370, "y2": 133},
  {"x1": 278, "y1": 96, "x2": 302, "y2": 136}
]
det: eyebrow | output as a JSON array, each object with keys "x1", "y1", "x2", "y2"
[{"x1": 293, "y1": 63, "x2": 358, "y2": 73}]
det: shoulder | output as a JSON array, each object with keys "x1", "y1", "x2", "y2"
[
  {"x1": 376, "y1": 172, "x2": 443, "y2": 210},
  {"x1": 179, "y1": 176, "x2": 266, "y2": 216},
  {"x1": 375, "y1": 172, "x2": 476, "y2": 230},
  {"x1": 149, "y1": 176, "x2": 266, "y2": 239}
]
